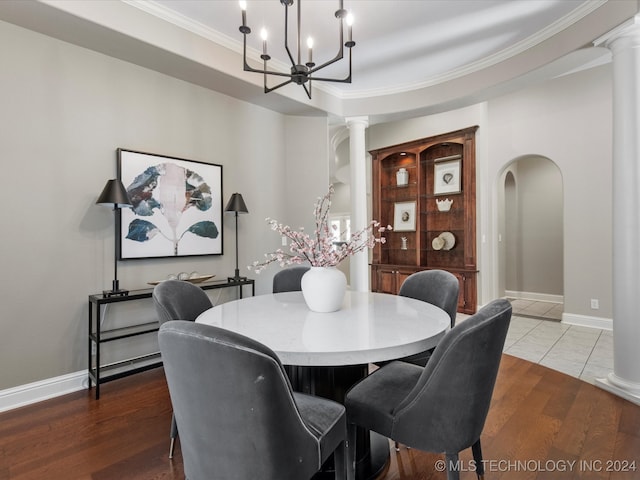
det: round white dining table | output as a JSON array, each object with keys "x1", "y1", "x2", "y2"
[
  {"x1": 195, "y1": 290, "x2": 451, "y2": 366},
  {"x1": 196, "y1": 290, "x2": 450, "y2": 480}
]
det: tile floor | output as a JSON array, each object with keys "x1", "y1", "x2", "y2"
[
  {"x1": 508, "y1": 298, "x2": 564, "y2": 321},
  {"x1": 457, "y1": 300, "x2": 613, "y2": 385}
]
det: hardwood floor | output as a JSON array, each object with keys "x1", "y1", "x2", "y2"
[{"x1": 1, "y1": 355, "x2": 639, "y2": 479}]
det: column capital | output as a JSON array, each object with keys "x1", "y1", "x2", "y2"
[
  {"x1": 345, "y1": 116, "x2": 369, "y2": 129},
  {"x1": 595, "y1": 15, "x2": 640, "y2": 53}
]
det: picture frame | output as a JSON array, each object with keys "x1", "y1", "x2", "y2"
[
  {"x1": 393, "y1": 201, "x2": 416, "y2": 232},
  {"x1": 117, "y1": 149, "x2": 223, "y2": 259},
  {"x1": 434, "y1": 159, "x2": 461, "y2": 195}
]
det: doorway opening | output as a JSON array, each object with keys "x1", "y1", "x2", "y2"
[{"x1": 498, "y1": 155, "x2": 564, "y2": 320}]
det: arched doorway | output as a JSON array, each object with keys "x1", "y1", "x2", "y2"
[{"x1": 498, "y1": 155, "x2": 564, "y2": 319}]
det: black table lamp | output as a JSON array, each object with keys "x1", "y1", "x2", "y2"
[
  {"x1": 96, "y1": 179, "x2": 132, "y2": 297},
  {"x1": 224, "y1": 193, "x2": 249, "y2": 282}
]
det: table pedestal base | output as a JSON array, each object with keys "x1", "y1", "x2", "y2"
[
  {"x1": 357, "y1": 432, "x2": 391, "y2": 479},
  {"x1": 312, "y1": 431, "x2": 389, "y2": 480},
  {"x1": 287, "y1": 365, "x2": 391, "y2": 480}
]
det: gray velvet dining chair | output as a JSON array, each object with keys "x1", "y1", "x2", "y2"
[
  {"x1": 344, "y1": 298, "x2": 512, "y2": 480},
  {"x1": 158, "y1": 320, "x2": 347, "y2": 480},
  {"x1": 152, "y1": 279, "x2": 213, "y2": 458},
  {"x1": 396, "y1": 269, "x2": 459, "y2": 367},
  {"x1": 389, "y1": 269, "x2": 460, "y2": 450},
  {"x1": 272, "y1": 265, "x2": 310, "y2": 293}
]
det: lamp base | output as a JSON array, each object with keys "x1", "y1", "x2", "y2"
[
  {"x1": 103, "y1": 289, "x2": 129, "y2": 298},
  {"x1": 228, "y1": 276, "x2": 247, "y2": 283},
  {"x1": 228, "y1": 267, "x2": 247, "y2": 283}
]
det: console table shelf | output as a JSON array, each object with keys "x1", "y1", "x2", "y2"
[
  {"x1": 90, "y1": 321, "x2": 160, "y2": 343},
  {"x1": 88, "y1": 278, "x2": 255, "y2": 399}
]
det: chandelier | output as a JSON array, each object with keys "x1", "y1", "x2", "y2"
[{"x1": 239, "y1": 0, "x2": 355, "y2": 99}]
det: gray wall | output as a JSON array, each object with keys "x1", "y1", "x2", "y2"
[
  {"x1": 487, "y1": 63, "x2": 612, "y2": 318},
  {"x1": 0, "y1": 20, "x2": 328, "y2": 390}
]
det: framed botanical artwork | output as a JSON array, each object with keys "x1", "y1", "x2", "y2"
[
  {"x1": 434, "y1": 158, "x2": 461, "y2": 195},
  {"x1": 393, "y1": 201, "x2": 416, "y2": 232},
  {"x1": 117, "y1": 149, "x2": 223, "y2": 259}
]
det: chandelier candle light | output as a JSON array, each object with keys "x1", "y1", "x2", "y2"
[
  {"x1": 250, "y1": 185, "x2": 390, "y2": 312},
  {"x1": 239, "y1": 0, "x2": 355, "y2": 99}
]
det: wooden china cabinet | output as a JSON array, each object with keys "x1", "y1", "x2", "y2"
[{"x1": 370, "y1": 126, "x2": 478, "y2": 314}]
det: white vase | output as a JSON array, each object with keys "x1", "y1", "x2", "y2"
[
  {"x1": 301, "y1": 267, "x2": 347, "y2": 313},
  {"x1": 396, "y1": 168, "x2": 409, "y2": 186}
]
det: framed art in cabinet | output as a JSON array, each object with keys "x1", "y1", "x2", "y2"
[
  {"x1": 393, "y1": 201, "x2": 416, "y2": 232},
  {"x1": 433, "y1": 157, "x2": 461, "y2": 195}
]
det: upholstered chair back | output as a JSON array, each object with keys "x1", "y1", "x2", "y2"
[
  {"x1": 398, "y1": 270, "x2": 459, "y2": 328},
  {"x1": 272, "y1": 266, "x2": 311, "y2": 293},
  {"x1": 152, "y1": 279, "x2": 213, "y2": 325},
  {"x1": 391, "y1": 299, "x2": 511, "y2": 453}
]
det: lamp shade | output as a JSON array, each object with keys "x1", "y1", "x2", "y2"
[
  {"x1": 96, "y1": 179, "x2": 132, "y2": 208},
  {"x1": 224, "y1": 193, "x2": 249, "y2": 214}
]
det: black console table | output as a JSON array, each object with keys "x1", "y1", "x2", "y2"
[{"x1": 88, "y1": 278, "x2": 255, "y2": 399}]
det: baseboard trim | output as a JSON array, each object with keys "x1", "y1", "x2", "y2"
[
  {"x1": 562, "y1": 312, "x2": 612, "y2": 330},
  {"x1": 0, "y1": 371, "x2": 86, "y2": 413},
  {"x1": 505, "y1": 290, "x2": 563, "y2": 304},
  {"x1": 596, "y1": 376, "x2": 640, "y2": 406}
]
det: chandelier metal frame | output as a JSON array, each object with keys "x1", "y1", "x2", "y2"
[{"x1": 239, "y1": 0, "x2": 355, "y2": 99}]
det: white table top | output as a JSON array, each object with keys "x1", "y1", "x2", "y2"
[{"x1": 195, "y1": 291, "x2": 450, "y2": 366}]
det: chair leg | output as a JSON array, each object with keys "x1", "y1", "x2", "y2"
[
  {"x1": 471, "y1": 439, "x2": 485, "y2": 480},
  {"x1": 169, "y1": 413, "x2": 178, "y2": 458},
  {"x1": 394, "y1": 441, "x2": 410, "y2": 451},
  {"x1": 333, "y1": 440, "x2": 347, "y2": 480},
  {"x1": 445, "y1": 452, "x2": 460, "y2": 480},
  {"x1": 346, "y1": 423, "x2": 358, "y2": 480}
]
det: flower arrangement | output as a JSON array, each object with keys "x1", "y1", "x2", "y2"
[{"x1": 250, "y1": 185, "x2": 391, "y2": 273}]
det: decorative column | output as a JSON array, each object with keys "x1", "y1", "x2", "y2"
[
  {"x1": 595, "y1": 17, "x2": 640, "y2": 405},
  {"x1": 346, "y1": 116, "x2": 369, "y2": 292}
]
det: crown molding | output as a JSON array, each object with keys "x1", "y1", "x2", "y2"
[
  {"x1": 124, "y1": 0, "x2": 238, "y2": 51},
  {"x1": 336, "y1": 0, "x2": 608, "y2": 100}
]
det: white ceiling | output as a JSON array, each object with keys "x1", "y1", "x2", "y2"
[
  {"x1": 0, "y1": 0, "x2": 635, "y2": 123},
  {"x1": 150, "y1": 0, "x2": 597, "y2": 98}
]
